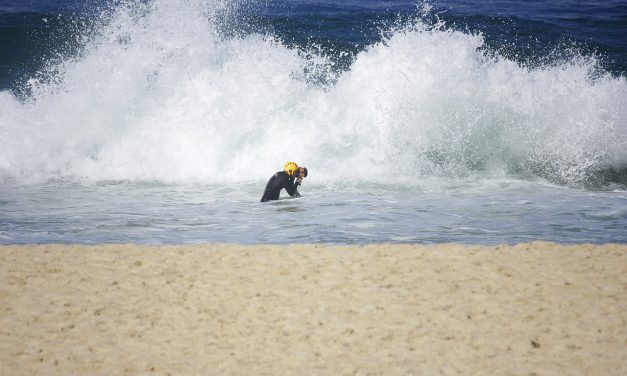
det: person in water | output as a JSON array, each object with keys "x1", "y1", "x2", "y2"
[{"x1": 260, "y1": 161, "x2": 308, "y2": 202}]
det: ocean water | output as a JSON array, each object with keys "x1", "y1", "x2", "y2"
[{"x1": 0, "y1": 0, "x2": 626, "y2": 244}]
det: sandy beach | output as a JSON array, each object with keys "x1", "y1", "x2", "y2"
[{"x1": 1, "y1": 243, "x2": 626, "y2": 375}]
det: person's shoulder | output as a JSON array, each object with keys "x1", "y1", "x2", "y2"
[{"x1": 269, "y1": 171, "x2": 286, "y2": 180}]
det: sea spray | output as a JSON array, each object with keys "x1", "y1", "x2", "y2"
[
  {"x1": 0, "y1": 0, "x2": 625, "y2": 187},
  {"x1": 328, "y1": 21, "x2": 627, "y2": 186}
]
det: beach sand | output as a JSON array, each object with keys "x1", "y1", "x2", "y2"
[{"x1": 1, "y1": 243, "x2": 626, "y2": 375}]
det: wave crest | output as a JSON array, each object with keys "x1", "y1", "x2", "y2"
[{"x1": 1, "y1": 0, "x2": 626, "y2": 188}]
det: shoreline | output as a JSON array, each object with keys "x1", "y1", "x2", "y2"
[{"x1": 1, "y1": 242, "x2": 626, "y2": 375}]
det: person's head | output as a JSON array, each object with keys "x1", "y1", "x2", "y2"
[
  {"x1": 295, "y1": 167, "x2": 308, "y2": 179},
  {"x1": 284, "y1": 161, "x2": 298, "y2": 176}
]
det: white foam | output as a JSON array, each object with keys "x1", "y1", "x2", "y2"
[{"x1": 1, "y1": 0, "x2": 626, "y2": 186}]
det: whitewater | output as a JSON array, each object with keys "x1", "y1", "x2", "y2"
[{"x1": 0, "y1": 0, "x2": 626, "y2": 244}]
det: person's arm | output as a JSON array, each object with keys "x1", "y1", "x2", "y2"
[
  {"x1": 283, "y1": 176, "x2": 301, "y2": 197},
  {"x1": 293, "y1": 177, "x2": 303, "y2": 197}
]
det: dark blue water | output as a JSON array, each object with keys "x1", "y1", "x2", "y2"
[{"x1": 1, "y1": 0, "x2": 626, "y2": 92}]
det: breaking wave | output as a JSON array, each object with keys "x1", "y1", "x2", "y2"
[{"x1": 1, "y1": 0, "x2": 626, "y2": 188}]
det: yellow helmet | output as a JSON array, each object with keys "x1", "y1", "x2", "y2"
[{"x1": 284, "y1": 161, "x2": 298, "y2": 176}]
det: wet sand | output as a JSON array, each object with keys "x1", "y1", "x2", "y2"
[{"x1": 1, "y1": 242, "x2": 626, "y2": 375}]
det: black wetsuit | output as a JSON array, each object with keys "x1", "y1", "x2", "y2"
[{"x1": 260, "y1": 171, "x2": 301, "y2": 202}]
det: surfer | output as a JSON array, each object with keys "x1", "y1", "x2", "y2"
[{"x1": 260, "y1": 162, "x2": 308, "y2": 202}]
